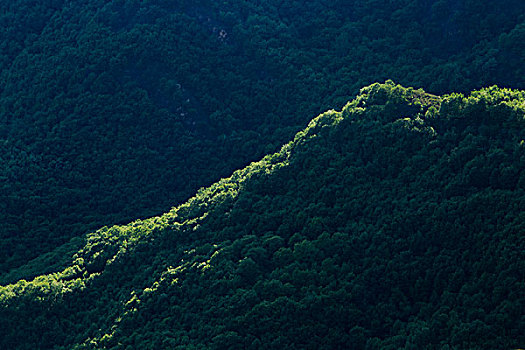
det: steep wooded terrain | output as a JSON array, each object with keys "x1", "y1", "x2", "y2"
[{"x1": 1, "y1": 82, "x2": 524, "y2": 349}]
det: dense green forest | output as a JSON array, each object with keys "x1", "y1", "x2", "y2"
[
  {"x1": 2, "y1": 0, "x2": 525, "y2": 278},
  {"x1": 2, "y1": 0, "x2": 525, "y2": 348},
  {"x1": 1, "y1": 82, "x2": 524, "y2": 348}
]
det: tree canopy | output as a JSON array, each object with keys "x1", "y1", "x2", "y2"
[{"x1": 1, "y1": 82, "x2": 524, "y2": 349}]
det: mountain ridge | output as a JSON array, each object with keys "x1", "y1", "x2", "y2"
[{"x1": 1, "y1": 81, "x2": 524, "y2": 349}]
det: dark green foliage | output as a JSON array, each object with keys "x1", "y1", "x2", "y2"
[
  {"x1": 2, "y1": 0, "x2": 525, "y2": 280},
  {"x1": 1, "y1": 82, "x2": 524, "y2": 349}
]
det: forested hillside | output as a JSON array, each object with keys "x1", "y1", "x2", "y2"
[
  {"x1": 2, "y1": 0, "x2": 525, "y2": 278},
  {"x1": 1, "y1": 82, "x2": 524, "y2": 349}
]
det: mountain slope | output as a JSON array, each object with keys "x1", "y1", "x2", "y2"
[
  {"x1": 1, "y1": 82, "x2": 524, "y2": 349},
  {"x1": 2, "y1": 0, "x2": 525, "y2": 277}
]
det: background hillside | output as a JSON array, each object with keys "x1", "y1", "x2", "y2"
[
  {"x1": 1, "y1": 82, "x2": 524, "y2": 349},
  {"x1": 2, "y1": 0, "x2": 525, "y2": 278}
]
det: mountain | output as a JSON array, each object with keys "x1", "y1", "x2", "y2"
[
  {"x1": 1, "y1": 82, "x2": 524, "y2": 349},
  {"x1": 2, "y1": 0, "x2": 525, "y2": 277}
]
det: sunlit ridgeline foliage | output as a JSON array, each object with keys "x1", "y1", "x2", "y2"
[{"x1": 1, "y1": 82, "x2": 524, "y2": 349}]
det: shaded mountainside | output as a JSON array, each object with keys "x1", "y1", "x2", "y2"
[
  {"x1": 1, "y1": 82, "x2": 524, "y2": 349},
  {"x1": 2, "y1": 0, "x2": 525, "y2": 277}
]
